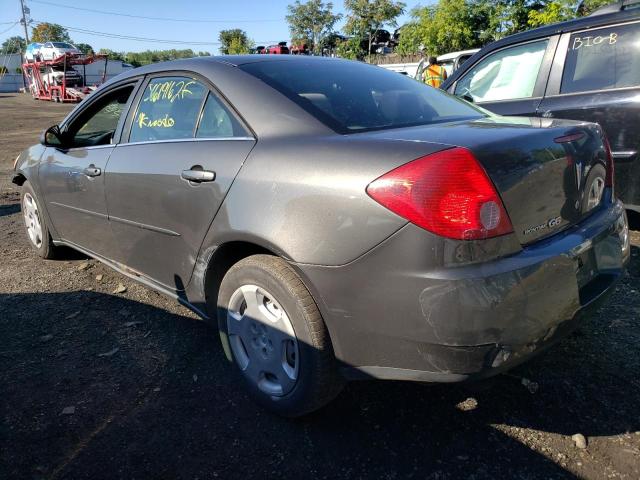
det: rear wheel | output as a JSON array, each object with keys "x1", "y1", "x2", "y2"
[
  {"x1": 582, "y1": 164, "x2": 606, "y2": 212},
  {"x1": 217, "y1": 255, "x2": 344, "y2": 417},
  {"x1": 21, "y1": 181, "x2": 57, "y2": 259}
]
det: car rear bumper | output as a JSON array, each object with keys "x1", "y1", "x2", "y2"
[{"x1": 296, "y1": 199, "x2": 630, "y2": 382}]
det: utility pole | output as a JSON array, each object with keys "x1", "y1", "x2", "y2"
[{"x1": 19, "y1": 0, "x2": 30, "y2": 43}]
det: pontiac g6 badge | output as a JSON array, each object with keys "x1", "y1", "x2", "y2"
[{"x1": 523, "y1": 216, "x2": 562, "y2": 236}]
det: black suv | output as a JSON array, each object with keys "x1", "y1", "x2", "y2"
[{"x1": 442, "y1": 1, "x2": 640, "y2": 212}]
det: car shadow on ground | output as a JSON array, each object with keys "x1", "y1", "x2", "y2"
[
  {"x1": 1, "y1": 248, "x2": 638, "y2": 479},
  {"x1": 0, "y1": 203, "x2": 20, "y2": 217}
]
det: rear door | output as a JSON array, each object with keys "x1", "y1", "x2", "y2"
[
  {"x1": 450, "y1": 37, "x2": 558, "y2": 116},
  {"x1": 537, "y1": 20, "x2": 640, "y2": 209},
  {"x1": 104, "y1": 73, "x2": 256, "y2": 290}
]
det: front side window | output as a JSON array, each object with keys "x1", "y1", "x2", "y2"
[
  {"x1": 240, "y1": 59, "x2": 484, "y2": 133},
  {"x1": 561, "y1": 22, "x2": 640, "y2": 94},
  {"x1": 455, "y1": 40, "x2": 549, "y2": 102},
  {"x1": 129, "y1": 76, "x2": 207, "y2": 143},
  {"x1": 68, "y1": 86, "x2": 134, "y2": 148}
]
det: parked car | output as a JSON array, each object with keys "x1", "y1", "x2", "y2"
[
  {"x1": 377, "y1": 61, "x2": 418, "y2": 77},
  {"x1": 38, "y1": 41, "x2": 81, "y2": 61},
  {"x1": 14, "y1": 56, "x2": 630, "y2": 416},
  {"x1": 266, "y1": 42, "x2": 290, "y2": 54},
  {"x1": 437, "y1": 48, "x2": 480, "y2": 76},
  {"x1": 24, "y1": 42, "x2": 43, "y2": 62},
  {"x1": 41, "y1": 65, "x2": 83, "y2": 88},
  {"x1": 442, "y1": 3, "x2": 640, "y2": 213}
]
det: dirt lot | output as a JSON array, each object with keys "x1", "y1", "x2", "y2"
[{"x1": 1, "y1": 93, "x2": 639, "y2": 479}]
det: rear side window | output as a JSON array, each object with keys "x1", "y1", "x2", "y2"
[
  {"x1": 240, "y1": 59, "x2": 484, "y2": 133},
  {"x1": 561, "y1": 22, "x2": 640, "y2": 94},
  {"x1": 196, "y1": 92, "x2": 249, "y2": 138},
  {"x1": 455, "y1": 40, "x2": 548, "y2": 102},
  {"x1": 129, "y1": 76, "x2": 207, "y2": 143}
]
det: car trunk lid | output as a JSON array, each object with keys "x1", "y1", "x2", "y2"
[{"x1": 367, "y1": 116, "x2": 611, "y2": 245}]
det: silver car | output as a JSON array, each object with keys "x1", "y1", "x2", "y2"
[
  {"x1": 13, "y1": 56, "x2": 630, "y2": 416},
  {"x1": 39, "y1": 41, "x2": 81, "y2": 61}
]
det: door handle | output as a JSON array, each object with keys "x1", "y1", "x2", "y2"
[
  {"x1": 181, "y1": 168, "x2": 216, "y2": 183},
  {"x1": 83, "y1": 165, "x2": 101, "y2": 177}
]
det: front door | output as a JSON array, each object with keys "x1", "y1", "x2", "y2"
[
  {"x1": 537, "y1": 21, "x2": 640, "y2": 209},
  {"x1": 39, "y1": 83, "x2": 137, "y2": 258},
  {"x1": 104, "y1": 74, "x2": 255, "y2": 290},
  {"x1": 450, "y1": 37, "x2": 557, "y2": 117}
]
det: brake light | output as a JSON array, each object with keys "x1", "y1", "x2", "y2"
[{"x1": 366, "y1": 147, "x2": 513, "y2": 240}]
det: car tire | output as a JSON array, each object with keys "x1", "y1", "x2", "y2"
[
  {"x1": 21, "y1": 181, "x2": 58, "y2": 259},
  {"x1": 217, "y1": 254, "x2": 344, "y2": 417},
  {"x1": 582, "y1": 164, "x2": 607, "y2": 212}
]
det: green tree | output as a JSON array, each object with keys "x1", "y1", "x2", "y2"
[
  {"x1": 343, "y1": 0, "x2": 405, "y2": 61},
  {"x1": 228, "y1": 37, "x2": 250, "y2": 54},
  {"x1": 336, "y1": 35, "x2": 367, "y2": 59},
  {"x1": 74, "y1": 43, "x2": 94, "y2": 55},
  {"x1": 578, "y1": 0, "x2": 612, "y2": 15},
  {"x1": 1, "y1": 36, "x2": 26, "y2": 55},
  {"x1": 528, "y1": 0, "x2": 612, "y2": 27},
  {"x1": 286, "y1": 0, "x2": 342, "y2": 54},
  {"x1": 528, "y1": 0, "x2": 574, "y2": 27},
  {"x1": 97, "y1": 48, "x2": 125, "y2": 62},
  {"x1": 397, "y1": 0, "x2": 477, "y2": 57},
  {"x1": 218, "y1": 29, "x2": 253, "y2": 55},
  {"x1": 31, "y1": 23, "x2": 71, "y2": 43}
]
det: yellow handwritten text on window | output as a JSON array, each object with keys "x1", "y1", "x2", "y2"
[
  {"x1": 143, "y1": 80, "x2": 196, "y2": 103},
  {"x1": 137, "y1": 112, "x2": 175, "y2": 129}
]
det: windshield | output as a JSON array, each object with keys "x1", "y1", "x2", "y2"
[
  {"x1": 240, "y1": 59, "x2": 484, "y2": 133},
  {"x1": 52, "y1": 42, "x2": 73, "y2": 48}
]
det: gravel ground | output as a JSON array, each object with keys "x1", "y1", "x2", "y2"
[{"x1": 1, "y1": 93, "x2": 639, "y2": 480}]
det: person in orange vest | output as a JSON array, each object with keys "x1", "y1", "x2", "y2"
[{"x1": 423, "y1": 56, "x2": 447, "y2": 88}]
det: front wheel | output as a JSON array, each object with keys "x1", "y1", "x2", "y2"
[
  {"x1": 217, "y1": 255, "x2": 344, "y2": 417},
  {"x1": 21, "y1": 181, "x2": 58, "y2": 259}
]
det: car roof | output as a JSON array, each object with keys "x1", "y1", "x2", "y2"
[
  {"x1": 109, "y1": 54, "x2": 353, "y2": 80},
  {"x1": 437, "y1": 49, "x2": 480, "y2": 61}
]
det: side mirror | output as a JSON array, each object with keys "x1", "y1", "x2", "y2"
[
  {"x1": 40, "y1": 125, "x2": 65, "y2": 148},
  {"x1": 459, "y1": 94, "x2": 474, "y2": 103}
]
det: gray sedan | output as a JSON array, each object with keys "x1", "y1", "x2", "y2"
[{"x1": 13, "y1": 56, "x2": 630, "y2": 416}]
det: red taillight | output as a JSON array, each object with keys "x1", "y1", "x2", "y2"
[
  {"x1": 366, "y1": 147, "x2": 514, "y2": 240},
  {"x1": 602, "y1": 134, "x2": 614, "y2": 189}
]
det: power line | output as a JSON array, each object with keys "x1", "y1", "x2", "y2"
[
  {"x1": 0, "y1": 22, "x2": 19, "y2": 36},
  {"x1": 32, "y1": 21, "x2": 280, "y2": 47},
  {"x1": 30, "y1": 0, "x2": 282, "y2": 23}
]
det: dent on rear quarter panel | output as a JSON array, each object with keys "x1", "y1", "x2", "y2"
[{"x1": 201, "y1": 135, "x2": 450, "y2": 266}]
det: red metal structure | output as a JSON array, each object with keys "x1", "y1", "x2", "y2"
[{"x1": 22, "y1": 53, "x2": 108, "y2": 103}]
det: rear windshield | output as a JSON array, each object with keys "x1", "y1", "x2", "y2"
[
  {"x1": 52, "y1": 42, "x2": 73, "y2": 48},
  {"x1": 239, "y1": 59, "x2": 484, "y2": 133}
]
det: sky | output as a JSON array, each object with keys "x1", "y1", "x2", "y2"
[{"x1": 1, "y1": 0, "x2": 429, "y2": 53}]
